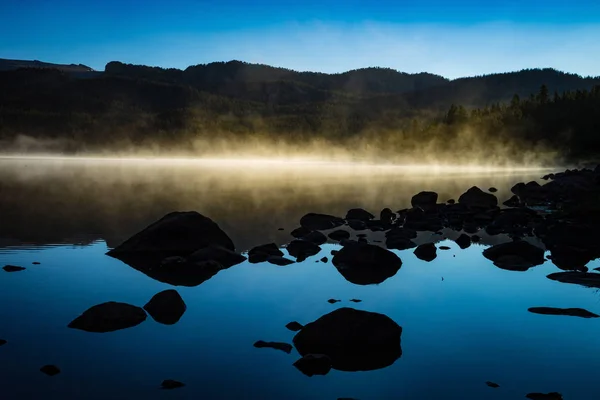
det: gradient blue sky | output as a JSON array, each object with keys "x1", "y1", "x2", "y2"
[{"x1": 1, "y1": 0, "x2": 599, "y2": 78}]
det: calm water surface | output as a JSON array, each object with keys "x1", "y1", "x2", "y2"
[{"x1": 1, "y1": 158, "x2": 599, "y2": 400}]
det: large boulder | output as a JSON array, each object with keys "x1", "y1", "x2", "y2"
[
  {"x1": 187, "y1": 245, "x2": 246, "y2": 268},
  {"x1": 458, "y1": 186, "x2": 498, "y2": 209},
  {"x1": 411, "y1": 191, "x2": 438, "y2": 211},
  {"x1": 413, "y1": 243, "x2": 437, "y2": 262},
  {"x1": 68, "y1": 302, "x2": 147, "y2": 333},
  {"x1": 345, "y1": 208, "x2": 375, "y2": 221},
  {"x1": 293, "y1": 308, "x2": 402, "y2": 372},
  {"x1": 300, "y1": 213, "x2": 345, "y2": 231},
  {"x1": 483, "y1": 241, "x2": 545, "y2": 268},
  {"x1": 332, "y1": 242, "x2": 402, "y2": 285},
  {"x1": 248, "y1": 243, "x2": 284, "y2": 263},
  {"x1": 107, "y1": 211, "x2": 234, "y2": 256},
  {"x1": 143, "y1": 289, "x2": 187, "y2": 325},
  {"x1": 286, "y1": 240, "x2": 321, "y2": 261}
]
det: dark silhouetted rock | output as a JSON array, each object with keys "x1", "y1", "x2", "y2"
[
  {"x1": 143, "y1": 290, "x2": 186, "y2": 325},
  {"x1": 3, "y1": 265, "x2": 25, "y2": 272},
  {"x1": 546, "y1": 271, "x2": 600, "y2": 288},
  {"x1": 380, "y1": 208, "x2": 394, "y2": 224},
  {"x1": 267, "y1": 256, "x2": 295, "y2": 266},
  {"x1": 248, "y1": 243, "x2": 284, "y2": 263},
  {"x1": 291, "y1": 226, "x2": 312, "y2": 239},
  {"x1": 489, "y1": 187, "x2": 498, "y2": 192},
  {"x1": 328, "y1": 230, "x2": 350, "y2": 241},
  {"x1": 528, "y1": 307, "x2": 599, "y2": 318},
  {"x1": 471, "y1": 234, "x2": 481, "y2": 242},
  {"x1": 321, "y1": 257, "x2": 328, "y2": 263},
  {"x1": 40, "y1": 365, "x2": 60, "y2": 376},
  {"x1": 303, "y1": 231, "x2": 327, "y2": 245},
  {"x1": 525, "y1": 393, "x2": 563, "y2": 400},
  {"x1": 332, "y1": 242, "x2": 402, "y2": 285},
  {"x1": 350, "y1": 299, "x2": 362, "y2": 303},
  {"x1": 549, "y1": 245, "x2": 593, "y2": 271},
  {"x1": 347, "y1": 219, "x2": 367, "y2": 231},
  {"x1": 328, "y1": 299, "x2": 341, "y2": 304},
  {"x1": 486, "y1": 381, "x2": 500, "y2": 388},
  {"x1": 331, "y1": 250, "x2": 339, "y2": 255},
  {"x1": 493, "y1": 255, "x2": 534, "y2": 271},
  {"x1": 32, "y1": 262, "x2": 41, "y2": 265},
  {"x1": 386, "y1": 236, "x2": 417, "y2": 250},
  {"x1": 68, "y1": 301, "x2": 147, "y2": 333},
  {"x1": 439, "y1": 246, "x2": 451, "y2": 250},
  {"x1": 345, "y1": 208, "x2": 374, "y2": 221},
  {"x1": 386, "y1": 227, "x2": 418, "y2": 239},
  {"x1": 253, "y1": 340, "x2": 293, "y2": 354},
  {"x1": 0, "y1": 339, "x2": 6, "y2": 346},
  {"x1": 447, "y1": 199, "x2": 456, "y2": 204},
  {"x1": 293, "y1": 308, "x2": 402, "y2": 372},
  {"x1": 411, "y1": 191, "x2": 438, "y2": 211},
  {"x1": 278, "y1": 228, "x2": 284, "y2": 231},
  {"x1": 356, "y1": 233, "x2": 367, "y2": 238},
  {"x1": 188, "y1": 245, "x2": 246, "y2": 267},
  {"x1": 107, "y1": 211, "x2": 234, "y2": 256},
  {"x1": 161, "y1": 256, "x2": 186, "y2": 267},
  {"x1": 414, "y1": 243, "x2": 437, "y2": 262},
  {"x1": 459, "y1": 186, "x2": 498, "y2": 209},
  {"x1": 455, "y1": 234, "x2": 471, "y2": 249},
  {"x1": 161, "y1": 379, "x2": 185, "y2": 389},
  {"x1": 503, "y1": 195, "x2": 521, "y2": 207},
  {"x1": 287, "y1": 240, "x2": 321, "y2": 260},
  {"x1": 286, "y1": 321, "x2": 304, "y2": 332},
  {"x1": 293, "y1": 354, "x2": 332, "y2": 377},
  {"x1": 483, "y1": 241, "x2": 545, "y2": 267},
  {"x1": 300, "y1": 213, "x2": 345, "y2": 231},
  {"x1": 340, "y1": 238, "x2": 359, "y2": 247}
]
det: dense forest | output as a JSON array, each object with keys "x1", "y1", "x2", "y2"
[{"x1": 0, "y1": 59, "x2": 599, "y2": 162}]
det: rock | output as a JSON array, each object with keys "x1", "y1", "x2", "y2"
[
  {"x1": 161, "y1": 379, "x2": 185, "y2": 389},
  {"x1": 380, "y1": 208, "x2": 394, "y2": 224},
  {"x1": 439, "y1": 246, "x2": 451, "y2": 250},
  {"x1": 347, "y1": 219, "x2": 367, "y2": 231},
  {"x1": 549, "y1": 245, "x2": 593, "y2": 271},
  {"x1": 3, "y1": 265, "x2": 25, "y2": 272},
  {"x1": 107, "y1": 211, "x2": 234, "y2": 256},
  {"x1": 356, "y1": 233, "x2": 367, "y2": 238},
  {"x1": 320, "y1": 257, "x2": 328, "y2": 263},
  {"x1": 386, "y1": 236, "x2": 417, "y2": 250},
  {"x1": 483, "y1": 241, "x2": 545, "y2": 267},
  {"x1": 328, "y1": 299, "x2": 341, "y2": 304},
  {"x1": 413, "y1": 243, "x2": 437, "y2": 262},
  {"x1": 290, "y1": 226, "x2": 312, "y2": 239},
  {"x1": 503, "y1": 195, "x2": 521, "y2": 207},
  {"x1": 328, "y1": 230, "x2": 350, "y2": 241},
  {"x1": 293, "y1": 308, "x2": 402, "y2": 372},
  {"x1": 286, "y1": 240, "x2": 321, "y2": 260},
  {"x1": 471, "y1": 234, "x2": 481, "y2": 243},
  {"x1": 411, "y1": 191, "x2": 438, "y2": 211},
  {"x1": 331, "y1": 250, "x2": 339, "y2": 255},
  {"x1": 525, "y1": 393, "x2": 563, "y2": 400},
  {"x1": 528, "y1": 307, "x2": 599, "y2": 318},
  {"x1": 40, "y1": 365, "x2": 60, "y2": 376},
  {"x1": 248, "y1": 243, "x2": 284, "y2": 263},
  {"x1": 332, "y1": 242, "x2": 402, "y2": 285},
  {"x1": 493, "y1": 255, "x2": 534, "y2": 271},
  {"x1": 0, "y1": 339, "x2": 6, "y2": 346},
  {"x1": 447, "y1": 199, "x2": 456, "y2": 204},
  {"x1": 278, "y1": 228, "x2": 284, "y2": 231},
  {"x1": 32, "y1": 262, "x2": 41, "y2": 265},
  {"x1": 458, "y1": 186, "x2": 498, "y2": 209},
  {"x1": 386, "y1": 227, "x2": 417, "y2": 239},
  {"x1": 300, "y1": 213, "x2": 345, "y2": 231},
  {"x1": 340, "y1": 239, "x2": 359, "y2": 247},
  {"x1": 293, "y1": 354, "x2": 332, "y2": 377},
  {"x1": 187, "y1": 245, "x2": 246, "y2": 267},
  {"x1": 489, "y1": 187, "x2": 498, "y2": 193},
  {"x1": 267, "y1": 256, "x2": 295, "y2": 266},
  {"x1": 161, "y1": 256, "x2": 186, "y2": 267},
  {"x1": 454, "y1": 234, "x2": 471, "y2": 249},
  {"x1": 68, "y1": 301, "x2": 147, "y2": 333},
  {"x1": 486, "y1": 381, "x2": 500, "y2": 388},
  {"x1": 345, "y1": 208, "x2": 375, "y2": 221},
  {"x1": 143, "y1": 290, "x2": 186, "y2": 325},
  {"x1": 358, "y1": 238, "x2": 368, "y2": 244},
  {"x1": 303, "y1": 231, "x2": 327, "y2": 245},
  {"x1": 253, "y1": 340, "x2": 293, "y2": 354},
  {"x1": 547, "y1": 272, "x2": 600, "y2": 288},
  {"x1": 286, "y1": 321, "x2": 304, "y2": 332},
  {"x1": 350, "y1": 299, "x2": 362, "y2": 303}
]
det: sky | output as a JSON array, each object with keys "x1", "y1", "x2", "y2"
[{"x1": 1, "y1": 0, "x2": 599, "y2": 79}]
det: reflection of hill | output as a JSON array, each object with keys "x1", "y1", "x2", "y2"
[{"x1": 0, "y1": 159, "x2": 545, "y2": 251}]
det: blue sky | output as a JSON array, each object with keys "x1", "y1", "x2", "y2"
[{"x1": 1, "y1": 0, "x2": 599, "y2": 78}]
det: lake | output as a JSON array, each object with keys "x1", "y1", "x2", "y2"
[{"x1": 1, "y1": 156, "x2": 598, "y2": 400}]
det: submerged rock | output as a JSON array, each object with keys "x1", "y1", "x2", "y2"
[
  {"x1": 547, "y1": 272, "x2": 600, "y2": 288},
  {"x1": 413, "y1": 243, "x2": 437, "y2": 262},
  {"x1": 525, "y1": 393, "x2": 563, "y2": 400},
  {"x1": 528, "y1": 307, "x2": 599, "y2": 318},
  {"x1": 3, "y1": 265, "x2": 25, "y2": 272},
  {"x1": 332, "y1": 242, "x2": 402, "y2": 285},
  {"x1": 40, "y1": 365, "x2": 61, "y2": 376},
  {"x1": 486, "y1": 381, "x2": 500, "y2": 388},
  {"x1": 68, "y1": 301, "x2": 147, "y2": 333},
  {"x1": 411, "y1": 191, "x2": 438, "y2": 211},
  {"x1": 187, "y1": 245, "x2": 246, "y2": 267},
  {"x1": 300, "y1": 213, "x2": 345, "y2": 231},
  {"x1": 253, "y1": 340, "x2": 293, "y2": 354},
  {"x1": 483, "y1": 241, "x2": 545, "y2": 268},
  {"x1": 286, "y1": 240, "x2": 321, "y2": 260},
  {"x1": 248, "y1": 243, "x2": 284, "y2": 263},
  {"x1": 345, "y1": 208, "x2": 375, "y2": 221},
  {"x1": 143, "y1": 290, "x2": 186, "y2": 325},
  {"x1": 161, "y1": 379, "x2": 185, "y2": 390},
  {"x1": 454, "y1": 234, "x2": 471, "y2": 250},
  {"x1": 458, "y1": 186, "x2": 498, "y2": 209},
  {"x1": 293, "y1": 308, "x2": 402, "y2": 372},
  {"x1": 285, "y1": 321, "x2": 304, "y2": 332},
  {"x1": 267, "y1": 256, "x2": 295, "y2": 266},
  {"x1": 293, "y1": 354, "x2": 332, "y2": 377},
  {"x1": 328, "y1": 230, "x2": 350, "y2": 241}
]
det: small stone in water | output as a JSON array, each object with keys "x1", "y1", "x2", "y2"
[
  {"x1": 161, "y1": 379, "x2": 185, "y2": 389},
  {"x1": 327, "y1": 299, "x2": 341, "y2": 304},
  {"x1": 40, "y1": 365, "x2": 60, "y2": 376}
]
